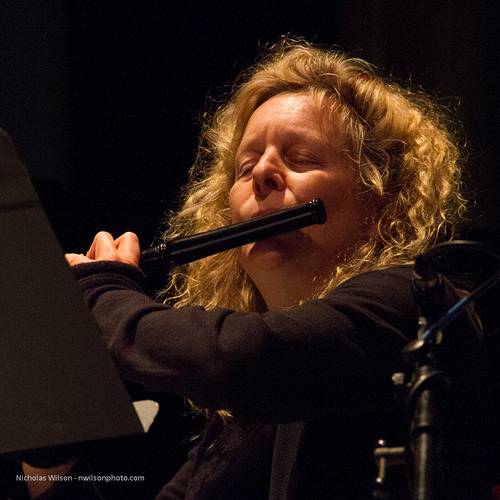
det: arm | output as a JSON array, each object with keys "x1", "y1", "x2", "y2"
[
  {"x1": 67, "y1": 231, "x2": 416, "y2": 421},
  {"x1": 74, "y1": 260, "x2": 417, "y2": 422}
]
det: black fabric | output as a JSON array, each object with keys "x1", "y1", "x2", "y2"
[
  {"x1": 74, "y1": 263, "x2": 417, "y2": 421},
  {"x1": 7, "y1": 263, "x2": 493, "y2": 499},
  {"x1": 156, "y1": 417, "x2": 275, "y2": 500},
  {"x1": 71, "y1": 262, "x2": 494, "y2": 499}
]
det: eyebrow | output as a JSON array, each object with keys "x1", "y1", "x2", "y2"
[{"x1": 236, "y1": 129, "x2": 334, "y2": 158}]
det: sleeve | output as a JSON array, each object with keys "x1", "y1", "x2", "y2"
[
  {"x1": 153, "y1": 445, "x2": 197, "y2": 500},
  {"x1": 74, "y1": 262, "x2": 418, "y2": 422}
]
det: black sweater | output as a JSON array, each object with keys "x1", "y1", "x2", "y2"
[
  {"x1": 71, "y1": 262, "x2": 493, "y2": 499},
  {"x1": 6, "y1": 263, "x2": 492, "y2": 499}
]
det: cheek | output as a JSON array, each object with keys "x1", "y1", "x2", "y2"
[
  {"x1": 307, "y1": 176, "x2": 344, "y2": 214},
  {"x1": 316, "y1": 181, "x2": 368, "y2": 237},
  {"x1": 228, "y1": 185, "x2": 243, "y2": 222}
]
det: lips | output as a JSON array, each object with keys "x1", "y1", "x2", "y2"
[{"x1": 249, "y1": 207, "x2": 285, "y2": 219}]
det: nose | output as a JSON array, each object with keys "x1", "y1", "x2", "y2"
[{"x1": 252, "y1": 152, "x2": 286, "y2": 199}]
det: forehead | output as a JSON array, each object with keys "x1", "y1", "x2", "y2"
[
  {"x1": 249, "y1": 92, "x2": 321, "y2": 127},
  {"x1": 238, "y1": 92, "x2": 341, "y2": 148}
]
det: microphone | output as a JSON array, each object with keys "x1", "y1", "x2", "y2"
[
  {"x1": 412, "y1": 253, "x2": 445, "y2": 329},
  {"x1": 413, "y1": 253, "x2": 442, "y2": 293},
  {"x1": 141, "y1": 198, "x2": 326, "y2": 268}
]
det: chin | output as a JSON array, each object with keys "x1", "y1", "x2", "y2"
[{"x1": 240, "y1": 237, "x2": 296, "y2": 270}]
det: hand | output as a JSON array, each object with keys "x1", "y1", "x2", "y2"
[{"x1": 65, "y1": 231, "x2": 141, "y2": 267}]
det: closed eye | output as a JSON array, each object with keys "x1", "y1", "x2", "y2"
[
  {"x1": 236, "y1": 161, "x2": 256, "y2": 179},
  {"x1": 286, "y1": 152, "x2": 325, "y2": 168}
]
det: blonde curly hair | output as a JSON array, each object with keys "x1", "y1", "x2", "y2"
[{"x1": 160, "y1": 38, "x2": 466, "y2": 312}]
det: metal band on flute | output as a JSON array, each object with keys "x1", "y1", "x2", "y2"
[{"x1": 141, "y1": 198, "x2": 326, "y2": 269}]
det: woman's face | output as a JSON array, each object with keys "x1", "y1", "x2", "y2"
[{"x1": 229, "y1": 92, "x2": 372, "y2": 277}]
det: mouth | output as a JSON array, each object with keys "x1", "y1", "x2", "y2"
[{"x1": 249, "y1": 207, "x2": 285, "y2": 220}]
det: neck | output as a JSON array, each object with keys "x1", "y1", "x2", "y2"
[{"x1": 250, "y1": 262, "x2": 328, "y2": 311}]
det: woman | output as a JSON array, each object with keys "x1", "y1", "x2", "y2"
[{"x1": 63, "y1": 39, "x2": 490, "y2": 499}]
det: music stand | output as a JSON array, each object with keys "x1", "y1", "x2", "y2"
[{"x1": 0, "y1": 129, "x2": 144, "y2": 465}]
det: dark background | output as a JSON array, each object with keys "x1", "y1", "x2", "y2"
[
  {"x1": 1, "y1": 0, "x2": 499, "y2": 257},
  {"x1": 1, "y1": 2, "x2": 500, "y2": 496}
]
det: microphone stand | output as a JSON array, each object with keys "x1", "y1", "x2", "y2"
[
  {"x1": 402, "y1": 256, "x2": 450, "y2": 500},
  {"x1": 373, "y1": 241, "x2": 500, "y2": 500},
  {"x1": 405, "y1": 242, "x2": 500, "y2": 499},
  {"x1": 373, "y1": 255, "x2": 451, "y2": 500}
]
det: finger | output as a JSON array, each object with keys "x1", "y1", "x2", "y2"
[
  {"x1": 65, "y1": 253, "x2": 93, "y2": 266},
  {"x1": 114, "y1": 232, "x2": 141, "y2": 267},
  {"x1": 87, "y1": 231, "x2": 117, "y2": 260}
]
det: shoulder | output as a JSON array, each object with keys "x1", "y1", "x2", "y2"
[
  {"x1": 324, "y1": 265, "x2": 415, "y2": 311},
  {"x1": 301, "y1": 265, "x2": 418, "y2": 344},
  {"x1": 323, "y1": 265, "x2": 416, "y2": 316},
  {"x1": 260, "y1": 265, "x2": 417, "y2": 347},
  {"x1": 333, "y1": 265, "x2": 414, "y2": 294}
]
